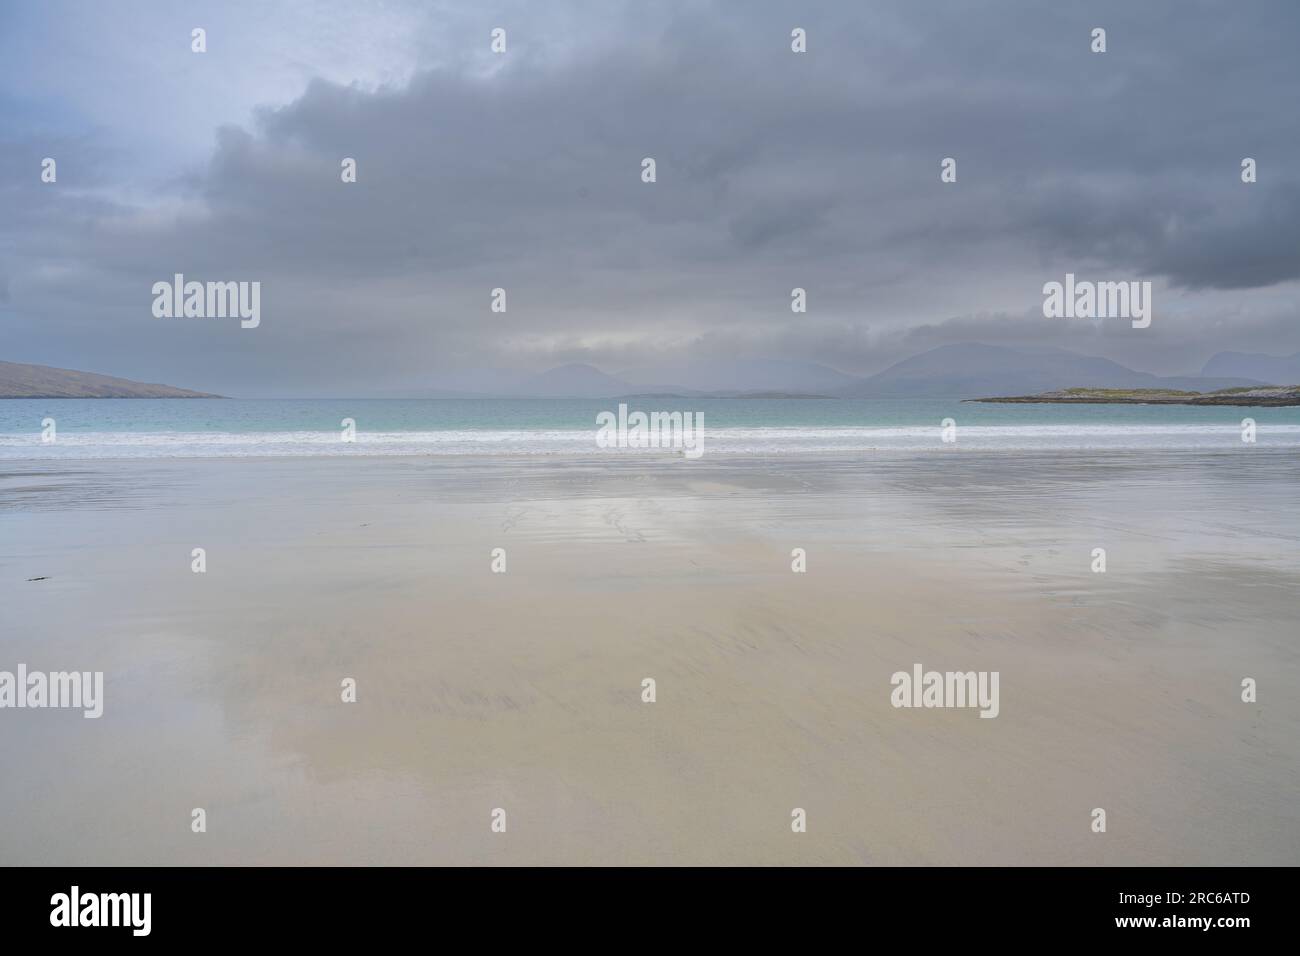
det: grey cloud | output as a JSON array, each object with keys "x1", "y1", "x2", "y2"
[{"x1": 3, "y1": 0, "x2": 1299, "y2": 395}]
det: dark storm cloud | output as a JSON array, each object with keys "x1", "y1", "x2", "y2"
[{"x1": 2, "y1": 0, "x2": 1299, "y2": 394}]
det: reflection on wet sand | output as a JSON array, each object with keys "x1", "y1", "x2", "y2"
[{"x1": 2, "y1": 450, "x2": 1297, "y2": 864}]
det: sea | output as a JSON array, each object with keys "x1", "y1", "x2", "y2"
[{"x1": 2, "y1": 397, "x2": 1299, "y2": 458}]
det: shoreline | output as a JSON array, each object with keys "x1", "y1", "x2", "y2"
[{"x1": 2, "y1": 442, "x2": 1298, "y2": 464}]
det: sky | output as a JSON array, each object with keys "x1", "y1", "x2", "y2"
[{"x1": 1, "y1": 0, "x2": 1298, "y2": 397}]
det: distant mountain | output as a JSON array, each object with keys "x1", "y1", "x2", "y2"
[
  {"x1": 513, "y1": 363, "x2": 637, "y2": 398},
  {"x1": 615, "y1": 358, "x2": 858, "y2": 395},
  {"x1": 1201, "y1": 351, "x2": 1300, "y2": 386},
  {"x1": 450, "y1": 347, "x2": 1264, "y2": 400},
  {"x1": 838, "y1": 343, "x2": 1263, "y2": 399},
  {"x1": 0, "y1": 360, "x2": 220, "y2": 398}
]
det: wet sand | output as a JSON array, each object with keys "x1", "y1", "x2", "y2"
[{"x1": 2, "y1": 450, "x2": 1298, "y2": 865}]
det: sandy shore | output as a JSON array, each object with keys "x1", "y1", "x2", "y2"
[{"x1": 2, "y1": 450, "x2": 1298, "y2": 865}]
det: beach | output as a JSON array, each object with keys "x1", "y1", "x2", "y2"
[{"x1": 2, "y1": 448, "x2": 1297, "y2": 865}]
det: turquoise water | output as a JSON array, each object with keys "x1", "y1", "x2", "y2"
[{"x1": 2, "y1": 398, "x2": 1298, "y2": 457}]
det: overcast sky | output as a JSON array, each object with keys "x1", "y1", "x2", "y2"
[{"x1": 2, "y1": 0, "x2": 1297, "y2": 396}]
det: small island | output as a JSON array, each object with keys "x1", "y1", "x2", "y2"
[
  {"x1": 967, "y1": 386, "x2": 1300, "y2": 407},
  {"x1": 0, "y1": 360, "x2": 221, "y2": 398}
]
